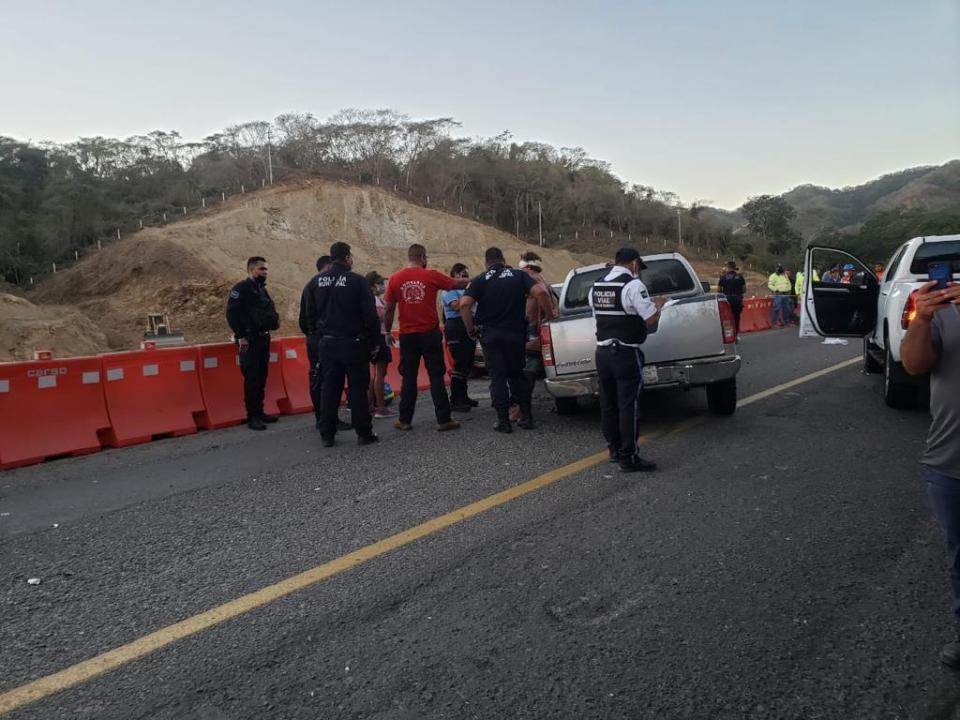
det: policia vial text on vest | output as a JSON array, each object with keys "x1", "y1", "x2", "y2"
[{"x1": 590, "y1": 247, "x2": 665, "y2": 472}]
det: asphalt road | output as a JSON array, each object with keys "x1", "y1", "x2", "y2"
[{"x1": 1, "y1": 328, "x2": 955, "y2": 719}]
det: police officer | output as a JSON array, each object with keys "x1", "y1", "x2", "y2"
[
  {"x1": 298, "y1": 255, "x2": 351, "y2": 433},
  {"x1": 226, "y1": 256, "x2": 281, "y2": 431},
  {"x1": 459, "y1": 247, "x2": 555, "y2": 433},
  {"x1": 590, "y1": 248, "x2": 663, "y2": 472},
  {"x1": 717, "y1": 261, "x2": 746, "y2": 338},
  {"x1": 304, "y1": 241, "x2": 381, "y2": 447}
]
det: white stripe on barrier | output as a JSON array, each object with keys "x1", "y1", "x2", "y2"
[
  {"x1": 285, "y1": 349, "x2": 297, "y2": 359},
  {"x1": 82, "y1": 372, "x2": 100, "y2": 384},
  {"x1": 38, "y1": 375, "x2": 57, "y2": 389},
  {"x1": 203, "y1": 357, "x2": 218, "y2": 369},
  {"x1": 269, "y1": 352, "x2": 278, "y2": 363},
  {"x1": 107, "y1": 368, "x2": 124, "y2": 382},
  {"x1": 180, "y1": 360, "x2": 196, "y2": 372},
  {"x1": 0, "y1": 379, "x2": 9, "y2": 393},
  {"x1": 143, "y1": 364, "x2": 159, "y2": 376}
]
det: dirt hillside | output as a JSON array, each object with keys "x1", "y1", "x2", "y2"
[
  {"x1": 0, "y1": 293, "x2": 109, "y2": 360},
  {"x1": 5, "y1": 180, "x2": 601, "y2": 360}
]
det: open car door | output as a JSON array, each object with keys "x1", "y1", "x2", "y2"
[{"x1": 803, "y1": 246, "x2": 880, "y2": 337}]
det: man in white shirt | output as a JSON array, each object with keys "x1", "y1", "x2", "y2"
[{"x1": 589, "y1": 248, "x2": 664, "y2": 472}]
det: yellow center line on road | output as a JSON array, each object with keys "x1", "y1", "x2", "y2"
[{"x1": 0, "y1": 355, "x2": 862, "y2": 716}]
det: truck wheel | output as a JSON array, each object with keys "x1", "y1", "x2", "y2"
[
  {"x1": 862, "y1": 338, "x2": 882, "y2": 374},
  {"x1": 554, "y1": 397, "x2": 580, "y2": 415},
  {"x1": 706, "y1": 378, "x2": 737, "y2": 415},
  {"x1": 883, "y1": 347, "x2": 916, "y2": 409}
]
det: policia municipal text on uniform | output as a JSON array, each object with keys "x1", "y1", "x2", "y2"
[
  {"x1": 589, "y1": 248, "x2": 665, "y2": 472},
  {"x1": 226, "y1": 256, "x2": 281, "y2": 431}
]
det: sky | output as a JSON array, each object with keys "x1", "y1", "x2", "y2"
[{"x1": 1, "y1": 0, "x2": 957, "y2": 209}]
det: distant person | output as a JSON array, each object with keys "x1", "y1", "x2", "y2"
[
  {"x1": 718, "y1": 261, "x2": 746, "y2": 337},
  {"x1": 299, "y1": 255, "x2": 349, "y2": 432},
  {"x1": 304, "y1": 241, "x2": 381, "y2": 447},
  {"x1": 840, "y1": 263, "x2": 856, "y2": 284},
  {"x1": 226, "y1": 256, "x2": 280, "y2": 431},
  {"x1": 821, "y1": 266, "x2": 842, "y2": 284},
  {"x1": 875, "y1": 262, "x2": 886, "y2": 282},
  {"x1": 901, "y1": 278, "x2": 960, "y2": 667},
  {"x1": 767, "y1": 264, "x2": 792, "y2": 328},
  {"x1": 365, "y1": 271, "x2": 397, "y2": 419},
  {"x1": 794, "y1": 267, "x2": 820, "y2": 298},
  {"x1": 459, "y1": 247, "x2": 555, "y2": 433},
  {"x1": 383, "y1": 244, "x2": 468, "y2": 431},
  {"x1": 512, "y1": 251, "x2": 560, "y2": 421},
  {"x1": 442, "y1": 263, "x2": 479, "y2": 412},
  {"x1": 588, "y1": 247, "x2": 664, "y2": 472}
]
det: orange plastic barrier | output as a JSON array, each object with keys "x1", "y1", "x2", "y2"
[
  {"x1": 739, "y1": 297, "x2": 773, "y2": 333},
  {"x1": 99, "y1": 347, "x2": 205, "y2": 447},
  {"x1": 0, "y1": 356, "x2": 111, "y2": 469},
  {"x1": 195, "y1": 342, "x2": 287, "y2": 429},
  {"x1": 277, "y1": 336, "x2": 313, "y2": 414}
]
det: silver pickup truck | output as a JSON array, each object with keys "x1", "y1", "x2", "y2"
[{"x1": 540, "y1": 253, "x2": 742, "y2": 415}]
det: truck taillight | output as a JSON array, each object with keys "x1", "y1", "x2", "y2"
[
  {"x1": 718, "y1": 298, "x2": 737, "y2": 343},
  {"x1": 539, "y1": 323, "x2": 555, "y2": 366},
  {"x1": 901, "y1": 290, "x2": 918, "y2": 329}
]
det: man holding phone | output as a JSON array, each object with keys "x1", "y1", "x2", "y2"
[{"x1": 901, "y1": 267, "x2": 960, "y2": 667}]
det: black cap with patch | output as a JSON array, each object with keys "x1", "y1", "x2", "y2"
[{"x1": 614, "y1": 247, "x2": 648, "y2": 270}]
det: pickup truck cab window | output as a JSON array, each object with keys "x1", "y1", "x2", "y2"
[
  {"x1": 563, "y1": 259, "x2": 695, "y2": 311},
  {"x1": 910, "y1": 239, "x2": 960, "y2": 275}
]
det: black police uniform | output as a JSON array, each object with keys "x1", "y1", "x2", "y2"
[
  {"x1": 226, "y1": 277, "x2": 280, "y2": 421},
  {"x1": 304, "y1": 261, "x2": 380, "y2": 442},
  {"x1": 718, "y1": 270, "x2": 746, "y2": 336},
  {"x1": 590, "y1": 269, "x2": 655, "y2": 469},
  {"x1": 298, "y1": 276, "x2": 324, "y2": 426},
  {"x1": 464, "y1": 264, "x2": 537, "y2": 428}
]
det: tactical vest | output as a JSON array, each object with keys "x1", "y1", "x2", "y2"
[{"x1": 591, "y1": 273, "x2": 648, "y2": 346}]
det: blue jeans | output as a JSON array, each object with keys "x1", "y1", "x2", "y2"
[
  {"x1": 926, "y1": 467, "x2": 960, "y2": 617},
  {"x1": 770, "y1": 295, "x2": 789, "y2": 326}
]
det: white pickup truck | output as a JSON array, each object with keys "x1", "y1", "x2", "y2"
[
  {"x1": 539, "y1": 253, "x2": 742, "y2": 415},
  {"x1": 803, "y1": 234, "x2": 960, "y2": 408}
]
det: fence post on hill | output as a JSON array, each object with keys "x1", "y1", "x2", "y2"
[
  {"x1": 222, "y1": 192, "x2": 225, "y2": 202},
  {"x1": 52, "y1": 262, "x2": 56, "y2": 274},
  {"x1": 202, "y1": 197, "x2": 206, "y2": 209},
  {"x1": 139, "y1": 219, "x2": 143, "y2": 229},
  {"x1": 182, "y1": 206, "x2": 187, "y2": 215},
  {"x1": 97, "y1": 239, "x2": 102, "y2": 250},
  {"x1": 241, "y1": 185, "x2": 245, "y2": 193},
  {"x1": 117, "y1": 228, "x2": 121, "y2": 240}
]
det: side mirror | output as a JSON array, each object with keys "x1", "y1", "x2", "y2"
[{"x1": 701, "y1": 281, "x2": 711, "y2": 293}]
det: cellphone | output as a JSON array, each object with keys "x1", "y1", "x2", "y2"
[{"x1": 928, "y1": 261, "x2": 953, "y2": 290}]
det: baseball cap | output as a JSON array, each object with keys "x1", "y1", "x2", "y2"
[{"x1": 614, "y1": 247, "x2": 648, "y2": 270}]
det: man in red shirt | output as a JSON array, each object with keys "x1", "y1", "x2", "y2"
[{"x1": 384, "y1": 244, "x2": 469, "y2": 431}]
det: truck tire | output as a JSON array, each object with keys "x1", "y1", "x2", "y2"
[
  {"x1": 554, "y1": 397, "x2": 580, "y2": 415},
  {"x1": 883, "y1": 347, "x2": 916, "y2": 409},
  {"x1": 706, "y1": 378, "x2": 737, "y2": 415},
  {"x1": 862, "y1": 338, "x2": 882, "y2": 374}
]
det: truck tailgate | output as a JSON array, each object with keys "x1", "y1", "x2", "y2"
[{"x1": 549, "y1": 295, "x2": 724, "y2": 376}]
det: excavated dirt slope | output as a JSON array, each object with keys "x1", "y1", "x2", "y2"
[{"x1": 5, "y1": 180, "x2": 601, "y2": 360}]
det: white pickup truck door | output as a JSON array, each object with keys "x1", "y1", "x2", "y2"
[{"x1": 802, "y1": 246, "x2": 880, "y2": 338}]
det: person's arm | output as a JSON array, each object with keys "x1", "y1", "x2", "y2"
[
  {"x1": 382, "y1": 299, "x2": 397, "y2": 336},
  {"x1": 902, "y1": 282, "x2": 959, "y2": 375},
  {"x1": 226, "y1": 284, "x2": 250, "y2": 345},
  {"x1": 529, "y1": 283, "x2": 556, "y2": 322},
  {"x1": 358, "y1": 278, "x2": 381, "y2": 350},
  {"x1": 298, "y1": 284, "x2": 310, "y2": 336},
  {"x1": 459, "y1": 295, "x2": 477, "y2": 335}
]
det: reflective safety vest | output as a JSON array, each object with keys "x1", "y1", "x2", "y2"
[
  {"x1": 591, "y1": 273, "x2": 648, "y2": 346},
  {"x1": 768, "y1": 273, "x2": 792, "y2": 294},
  {"x1": 795, "y1": 269, "x2": 819, "y2": 295}
]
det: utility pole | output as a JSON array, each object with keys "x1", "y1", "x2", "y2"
[
  {"x1": 677, "y1": 209, "x2": 683, "y2": 248},
  {"x1": 266, "y1": 128, "x2": 274, "y2": 185},
  {"x1": 538, "y1": 200, "x2": 543, "y2": 247}
]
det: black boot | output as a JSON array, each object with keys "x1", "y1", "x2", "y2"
[
  {"x1": 493, "y1": 409, "x2": 512, "y2": 434},
  {"x1": 619, "y1": 453, "x2": 657, "y2": 473},
  {"x1": 467, "y1": 397, "x2": 480, "y2": 407},
  {"x1": 517, "y1": 403, "x2": 534, "y2": 430}
]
